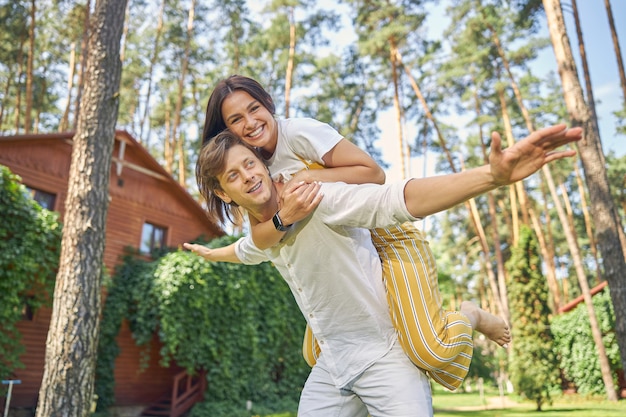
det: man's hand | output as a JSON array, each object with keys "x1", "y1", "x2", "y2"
[
  {"x1": 275, "y1": 180, "x2": 324, "y2": 225},
  {"x1": 182, "y1": 242, "x2": 241, "y2": 263},
  {"x1": 489, "y1": 124, "x2": 582, "y2": 186}
]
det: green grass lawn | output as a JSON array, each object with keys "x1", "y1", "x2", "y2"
[
  {"x1": 262, "y1": 386, "x2": 626, "y2": 417},
  {"x1": 432, "y1": 385, "x2": 626, "y2": 417}
]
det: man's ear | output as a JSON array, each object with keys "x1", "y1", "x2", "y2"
[{"x1": 214, "y1": 189, "x2": 232, "y2": 204}]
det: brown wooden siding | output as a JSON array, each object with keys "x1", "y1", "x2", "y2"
[
  {"x1": 1, "y1": 132, "x2": 221, "y2": 409},
  {"x1": 112, "y1": 320, "x2": 183, "y2": 406},
  {"x1": 11, "y1": 309, "x2": 52, "y2": 407}
]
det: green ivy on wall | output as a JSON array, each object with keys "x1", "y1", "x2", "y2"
[
  {"x1": 95, "y1": 236, "x2": 309, "y2": 416},
  {"x1": 552, "y1": 289, "x2": 620, "y2": 396},
  {"x1": 0, "y1": 165, "x2": 61, "y2": 385}
]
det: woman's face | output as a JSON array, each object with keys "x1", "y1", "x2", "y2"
[{"x1": 221, "y1": 90, "x2": 278, "y2": 154}]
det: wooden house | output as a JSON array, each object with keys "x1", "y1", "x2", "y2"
[{"x1": 0, "y1": 131, "x2": 222, "y2": 415}]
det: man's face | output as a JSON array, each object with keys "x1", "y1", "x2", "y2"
[{"x1": 215, "y1": 144, "x2": 274, "y2": 212}]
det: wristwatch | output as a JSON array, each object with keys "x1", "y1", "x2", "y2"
[{"x1": 272, "y1": 211, "x2": 291, "y2": 232}]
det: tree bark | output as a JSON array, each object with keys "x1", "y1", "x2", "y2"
[
  {"x1": 35, "y1": 0, "x2": 128, "y2": 415},
  {"x1": 24, "y1": 0, "x2": 35, "y2": 133},
  {"x1": 13, "y1": 38, "x2": 25, "y2": 132},
  {"x1": 573, "y1": 163, "x2": 602, "y2": 283},
  {"x1": 390, "y1": 44, "x2": 408, "y2": 179},
  {"x1": 543, "y1": 0, "x2": 624, "y2": 400},
  {"x1": 60, "y1": 42, "x2": 77, "y2": 132},
  {"x1": 570, "y1": 0, "x2": 598, "y2": 122},
  {"x1": 73, "y1": 0, "x2": 91, "y2": 130},
  {"x1": 603, "y1": 0, "x2": 626, "y2": 103},
  {"x1": 139, "y1": 0, "x2": 166, "y2": 142},
  {"x1": 284, "y1": 6, "x2": 296, "y2": 119},
  {"x1": 176, "y1": 0, "x2": 196, "y2": 186}
]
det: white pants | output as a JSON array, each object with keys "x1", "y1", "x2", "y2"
[{"x1": 298, "y1": 342, "x2": 433, "y2": 417}]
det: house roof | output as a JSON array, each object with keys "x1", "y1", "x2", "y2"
[
  {"x1": 558, "y1": 280, "x2": 609, "y2": 314},
  {"x1": 0, "y1": 130, "x2": 224, "y2": 237}
]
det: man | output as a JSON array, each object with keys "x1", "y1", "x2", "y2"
[{"x1": 186, "y1": 124, "x2": 581, "y2": 416}]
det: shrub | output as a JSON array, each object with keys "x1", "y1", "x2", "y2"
[{"x1": 0, "y1": 165, "x2": 61, "y2": 385}]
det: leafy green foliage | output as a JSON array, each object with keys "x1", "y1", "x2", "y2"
[
  {"x1": 0, "y1": 165, "x2": 61, "y2": 383},
  {"x1": 552, "y1": 290, "x2": 620, "y2": 395},
  {"x1": 95, "y1": 236, "x2": 309, "y2": 416},
  {"x1": 506, "y1": 225, "x2": 560, "y2": 411}
]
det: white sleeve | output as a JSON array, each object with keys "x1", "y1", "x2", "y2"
[
  {"x1": 284, "y1": 118, "x2": 344, "y2": 163},
  {"x1": 316, "y1": 179, "x2": 421, "y2": 228},
  {"x1": 234, "y1": 235, "x2": 269, "y2": 265}
]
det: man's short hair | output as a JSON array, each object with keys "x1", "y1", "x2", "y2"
[{"x1": 196, "y1": 130, "x2": 263, "y2": 226}]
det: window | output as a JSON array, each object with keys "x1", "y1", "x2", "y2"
[
  {"x1": 22, "y1": 302, "x2": 34, "y2": 321},
  {"x1": 25, "y1": 186, "x2": 56, "y2": 210},
  {"x1": 140, "y1": 222, "x2": 167, "y2": 254}
]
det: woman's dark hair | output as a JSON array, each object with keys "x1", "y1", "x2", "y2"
[{"x1": 202, "y1": 75, "x2": 276, "y2": 145}]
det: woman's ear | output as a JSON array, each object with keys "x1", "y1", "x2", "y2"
[{"x1": 214, "y1": 189, "x2": 232, "y2": 204}]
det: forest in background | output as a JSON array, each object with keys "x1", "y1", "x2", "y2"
[
  {"x1": 2, "y1": 0, "x2": 624, "y2": 310},
  {"x1": 2, "y1": 0, "x2": 626, "y2": 412}
]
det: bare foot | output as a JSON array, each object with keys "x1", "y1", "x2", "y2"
[{"x1": 461, "y1": 301, "x2": 511, "y2": 347}]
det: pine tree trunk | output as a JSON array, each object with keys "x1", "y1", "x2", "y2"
[
  {"x1": 573, "y1": 163, "x2": 602, "y2": 280},
  {"x1": 139, "y1": 0, "x2": 166, "y2": 141},
  {"x1": 478, "y1": 88, "x2": 510, "y2": 320},
  {"x1": 570, "y1": 0, "x2": 598, "y2": 121},
  {"x1": 24, "y1": 0, "x2": 35, "y2": 133},
  {"x1": 398, "y1": 50, "x2": 455, "y2": 171},
  {"x1": 390, "y1": 44, "x2": 407, "y2": 179},
  {"x1": 171, "y1": 0, "x2": 195, "y2": 185},
  {"x1": 73, "y1": 0, "x2": 91, "y2": 130},
  {"x1": 35, "y1": 0, "x2": 128, "y2": 415},
  {"x1": 60, "y1": 42, "x2": 76, "y2": 132},
  {"x1": 0, "y1": 64, "x2": 14, "y2": 130},
  {"x1": 284, "y1": 6, "x2": 296, "y2": 119},
  {"x1": 543, "y1": 0, "x2": 626, "y2": 390},
  {"x1": 13, "y1": 41, "x2": 25, "y2": 132},
  {"x1": 603, "y1": 0, "x2": 626, "y2": 103}
]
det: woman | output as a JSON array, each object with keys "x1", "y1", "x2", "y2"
[{"x1": 188, "y1": 75, "x2": 510, "y2": 390}]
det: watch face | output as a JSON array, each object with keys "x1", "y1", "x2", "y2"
[{"x1": 273, "y1": 213, "x2": 286, "y2": 231}]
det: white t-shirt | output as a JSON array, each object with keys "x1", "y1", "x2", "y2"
[
  {"x1": 233, "y1": 117, "x2": 419, "y2": 387},
  {"x1": 264, "y1": 117, "x2": 343, "y2": 181},
  {"x1": 236, "y1": 178, "x2": 418, "y2": 388}
]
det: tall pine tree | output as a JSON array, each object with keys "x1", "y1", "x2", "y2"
[{"x1": 507, "y1": 225, "x2": 560, "y2": 411}]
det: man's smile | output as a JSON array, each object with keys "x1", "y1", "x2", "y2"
[{"x1": 248, "y1": 181, "x2": 262, "y2": 193}]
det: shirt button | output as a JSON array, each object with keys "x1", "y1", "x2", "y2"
[
  {"x1": 309, "y1": 313, "x2": 314, "y2": 318},
  {"x1": 298, "y1": 288, "x2": 303, "y2": 292},
  {"x1": 319, "y1": 340, "x2": 325, "y2": 345}
]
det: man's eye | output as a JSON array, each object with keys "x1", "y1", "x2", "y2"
[{"x1": 250, "y1": 105, "x2": 260, "y2": 112}]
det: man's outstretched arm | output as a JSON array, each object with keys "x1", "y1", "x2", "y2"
[{"x1": 404, "y1": 124, "x2": 582, "y2": 218}]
